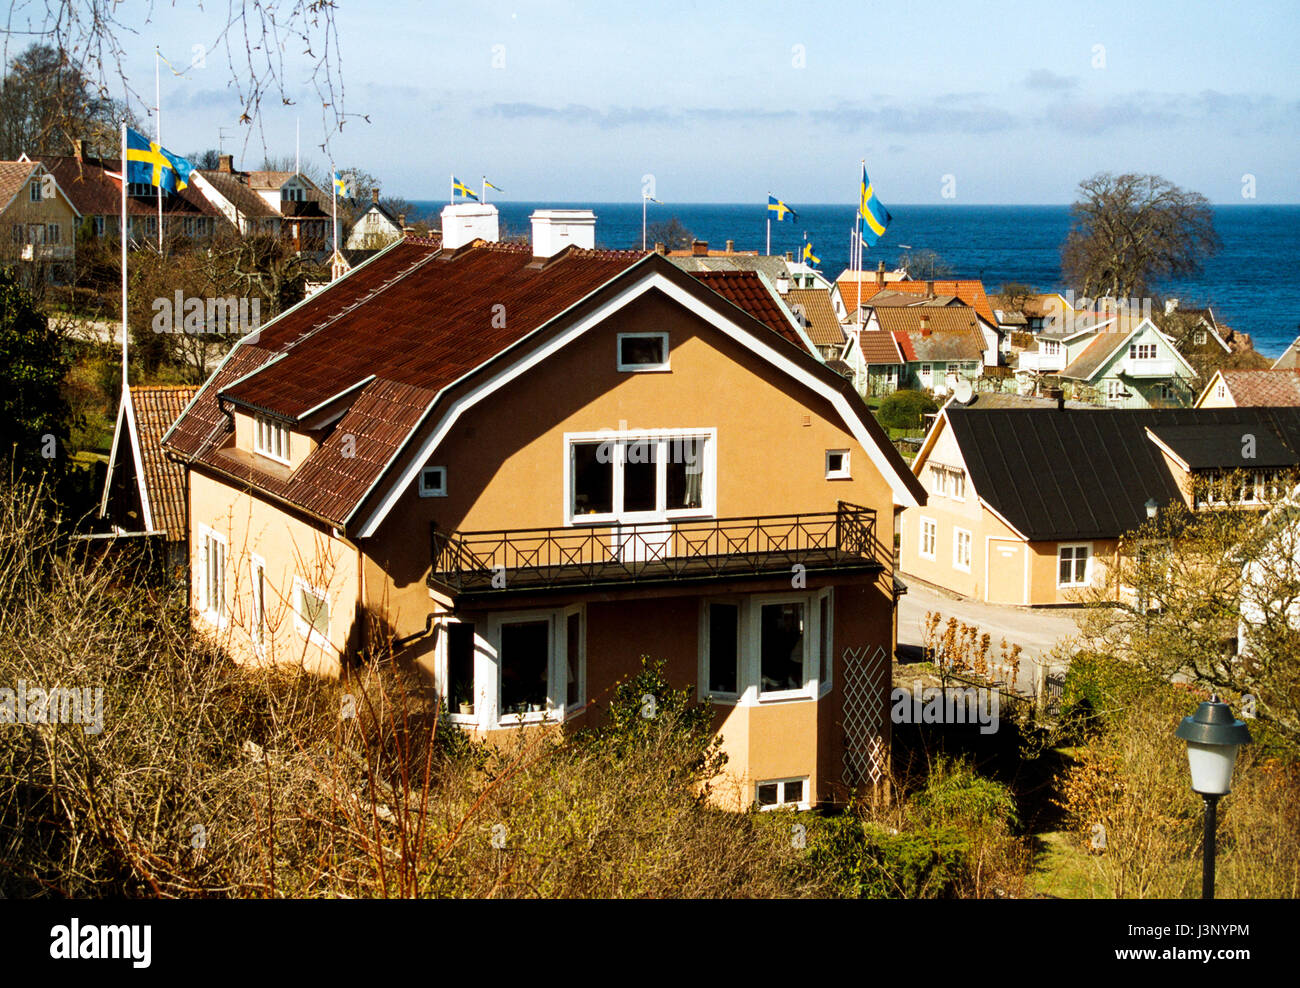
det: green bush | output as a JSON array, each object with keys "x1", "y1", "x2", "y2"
[
  {"x1": 808, "y1": 815, "x2": 970, "y2": 898},
  {"x1": 911, "y1": 757, "x2": 1019, "y2": 831},
  {"x1": 877, "y1": 389, "x2": 937, "y2": 431}
]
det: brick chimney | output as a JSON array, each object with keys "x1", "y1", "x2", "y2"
[
  {"x1": 921, "y1": 315, "x2": 931, "y2": 337},
  {"x1": 218, "y1": 154, "x2": 233, "y2": 173},
  {"x1": 691, "y1": 239, "x2": 709, "y2": 256},
  {"x1": 397, "y1": 212, "x2": 406, "y2": 228},
  {"x1": 725, "y1": 239, "x2": 735, "y2": 253},
  {"x1": 876, "y1": 260, "x2": 885, "y2": 286},
  {"x1": 654, "y1": 242, "x2": 665, "y2": 255},
  {"x1": 926, "y1": 279, "x2": 935, "y2": 297},
  {"x1": 372, "y1": 187, "x2": 380, "y2": 203}
]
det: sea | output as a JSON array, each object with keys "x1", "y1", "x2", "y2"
[{"x1": 408, "y1": 202, "x2": 1300, "y2": 359}]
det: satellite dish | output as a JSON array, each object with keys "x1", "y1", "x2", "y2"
[{"x1": 953, "y1": 379, "x2": 974, "y2": 404}]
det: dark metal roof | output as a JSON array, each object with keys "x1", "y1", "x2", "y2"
[
  {"x1": 943, "y1": 407, "x2": 1300, "y2": 541},
  {"x1": 1147, "y1": 423, "x2": 1299, "y2": 469}
]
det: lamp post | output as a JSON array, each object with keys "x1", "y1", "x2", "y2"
[
  {"x1": 1175, "y1": 697, "x2": 1251, "y2": 899},
  {"x1": 1145, "y1": 497, "x2": 1159, "y2": 520}
]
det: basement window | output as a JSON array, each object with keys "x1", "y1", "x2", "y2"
[
  {"x1": 293, "y1": 577, "x2": 330, "y2": 646},
  {"x1": 617, "y1": 332, "x2": 670, "y2": 371},
  {"x1": 756, "y1": 777, "x2": 808, "y2": 810}
]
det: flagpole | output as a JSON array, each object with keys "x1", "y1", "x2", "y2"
[
  {"x1": 449, "y1": 174, "x2": 454, "y2": 206},
  {"x1": 642, "y1": 193, "x2": 647, "y2": 251},
  {"x1": 482, "y1": 175, "x2": 487, "y2": 204},
  {"x1": 120, "y1": 122, "x2": 129, "y2": 385},
  {"x1": 155, "y1": 50, "x2": 163, "y2": 253},
  {"x1": 332, "y1": 169, "x2": 338, "y2": 262}
]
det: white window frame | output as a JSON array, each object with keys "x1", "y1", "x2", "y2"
[
  {"x1": 562, "y1": 603, "x2": 587, "y2": 715},
  {"x1": 699, "y1": 597, "x2": 743, "y2": 703},
  {"x1": 919, "y1": 362, "x2": 932, "y2": 380},
  {"x1": 755, "y1": 776, "x2": 810, "y2": 811},
  {"x1": 418, "y1": 464, "x2": 447, "y2": 498},
  {"x1": 1216, "y1": 380, "x2": 1226, "y2": 399},
  {"x1": 825, "y1": 449, "x2": 851, "y2": 480},
  {"x1": 250, "y1": 554, "x2": 267, "y2": 654},
  {"x1": 292, "y1": 575, "x2": 331, "y2": 649},
  {"x1": 1129, "y1": 342, "x2": 1157, "y2": 361},
  {"x1": 752, "y1": 594, "x2": 814, "y2": 702},
  {"x1": 196, "y1": 525, "x2": 228, "y2": 627},
  {"x1": 438, "y1": 616, "x2": 483, "y2": 727},
  {"x1": 563, "y1": 428, "x2": 717, "y2": 525},
  {"x1": 253, "y1": 414, "x2": 291, "y2": 465},
  {"x1": 616, "y1": 331, "x2": 670, "y2": 372},
  {"x1": 1194, "y1": 329, "x2": 1208, "y2": 345},
  {"x1": 1106, "y1": 379, "x2": 1124, "y2": 403},
  {"x1": 1057, "y1": 543, "x2": 1092, "y2": 588},
  {"x1": 953, "y1": 527, "x2": 972, "y2": 573},
  {"x1": 919, "y1": 517, "x2": 937, "y2": 561},
  {"x1": 29, "y1": 181, "x2": 41, "y2": 203},
  {"x1": 490, "y1": 610, "x2": 560, "y2": 726},
  {"x1": 816, "y1": 588, "x2": 834, "y2": 698}
]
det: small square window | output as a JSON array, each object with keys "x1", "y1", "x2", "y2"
[
  {"x1": 617, "y1": 332, "x2": 669, "y2": 371},
  {"x1": 419, "y1": 465, "x2": 447, "y2": 498},
  {"x1": 825, "y1": 449, "x2": 850, "y2": 480},
  {"x1": 756, "y1": 777, "x2": 808, "y2": 810},
  {"x1": 757, "y1": 783, "x2": 779, "y2": 807}
]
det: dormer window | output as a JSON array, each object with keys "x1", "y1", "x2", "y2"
[
  {"x1": 254, "y1": 415, "x2": 290, "y2": 464},
  {"x1": 128, "y1": 182, "x2": 153, "y2": 197},
  {"x1": 282, "y1": 186, "x2": 305, "y2": 202},
  {"x1": 617, "y1": 332, "x2": 669, "y2": 372},
  {"x1": 1195, "y1": 330, "x2": 1208, "y2": 345}
]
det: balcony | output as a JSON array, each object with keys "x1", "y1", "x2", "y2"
[
  {"x1": 1018, "y1": 350, "x2": 1065, "y2": 373},
  {"x1": 1121, "y1": 357, "x2": 1177, "y2": 378},
  {"x1": 428, "y1": 502, "x2": 880, "y2": 597}
]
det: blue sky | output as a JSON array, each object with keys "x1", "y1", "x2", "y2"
[{"x1": 52, "y1": 0, "x2": 1300, "y2": 203}]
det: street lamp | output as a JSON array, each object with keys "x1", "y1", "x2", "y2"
[
  {"x1": 1145, "y1": 497, "x2": 1159, "y2": 520},
  {"x1": 1175, "y1": 696, "x2": 1252, "y2": 899}
]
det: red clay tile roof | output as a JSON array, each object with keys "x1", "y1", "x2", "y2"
[
  {"x1": 690, "y1": 270, "x2": 806, "y2": 349},
  {"x1": 130, "y1": 386, "x2": 198, "y2": 541},
  {"x1": 857, "y1": 329, "x2": 904, "y2": 365},
  {"x1": 1219, "y1": 368, "x2": 1300, "y2": 407},
  {"x1": 785, "y1": 287, "x2": 845, "y2": 347},
  {"x1": 873, "y1": 307, "x2": 986, "y2": 336},
  {"x1": 841, "y1": 277, "x2": 996, "y2": 324},
  {"x1": 893, "y1": 331, "x2": 917, "y2": 362},
  {"x1": 36, "y1": 154, "x2": 219, "y2": 218},
  {"x1": 0, "y1": 161, "x2": 37, "y2": 210},
  {"x1": 166, "y1": 242, "x2": 920, "y2": 526}
]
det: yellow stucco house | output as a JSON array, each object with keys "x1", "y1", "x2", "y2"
[
  {"x1": 163, "y1": 216, "x2": 927, "y2": 810},
  {"x1": 0, "y1": 159, "x2": 79, "y2": 278}
]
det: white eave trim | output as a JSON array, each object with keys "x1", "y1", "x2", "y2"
[{"x1": 352, "y1": 268, "x2": 921, "y2": 538}]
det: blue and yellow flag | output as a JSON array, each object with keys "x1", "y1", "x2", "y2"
[
  {"x1": 484, "y1": 178, "x2": 503, "y2": 192},
  {"x1": 333, "y1": 170, "x2": 350, "y2": 197},
  {"x1": 125, "y1": 127, "x2": 193, "y2": 194},
  {"x1": 857, "y1": 165, "x2": 892, "y2": 247},
  {"x1": 768, "y1": 193, "x2": 797, "y2": 222},
  {"x1": 802, "y1": 240, "x2": 820, "y2": 266},
  {"x1": 452, "y1": 176, "x2": 479, "y2": 201}
]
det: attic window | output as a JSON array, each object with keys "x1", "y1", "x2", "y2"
[
  {"x1": 419, "y1": 465, "x2": 447, "y2": 498},
  {"x1": 825, "y1": 449, "x2": 851, "y2": 480},
  {"x1": 29, "y1": 181, "x2": 41, "y2": 202},
  {"x1": 254, "y1": 415, "x2": 290, "y2": 464},
  {"x1": 282, "y1": 186, "x2": 305, "y2": 202},
  {"x1": 617, "y1": 332, "x2": 669, "y2": 372},
  {"x1": 1195, "y1": 330, "x2": 1208, "y2": 345}
]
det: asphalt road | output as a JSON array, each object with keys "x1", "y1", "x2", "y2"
[{"x1": 896, "y1": 578, "x2": 1081, "y2": 693}]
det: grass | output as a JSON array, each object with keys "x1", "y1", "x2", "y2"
[{"x1": 1028, "y1": 830, "x2": 1109, "y2": 899}]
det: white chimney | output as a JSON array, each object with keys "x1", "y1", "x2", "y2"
[
  {"x1": 439, "y1": 203, "x2": 499, "y2": 249},
  {"x1": 530, "y1": 209, "x2": 596, "y2": 258},
  {"x1": 775, "y1": 276, "x2": 790, "y2": 295},
  {"x1": 1165, "y1": 298, "x2": 1180, "y2": 315}
]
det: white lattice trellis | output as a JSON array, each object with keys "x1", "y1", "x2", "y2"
[{"x1": 841, "y1": 644, "x2": 889, "y2": 787}]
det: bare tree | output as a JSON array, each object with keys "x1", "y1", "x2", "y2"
[
  {"x1": 896, "y1": 249, "x2": 952, "y2": 280},
  {"x1": 1, "y1": 1, "x2": 357, "y2": 156},
  {"x1": 1062, "y1": 172, "x2": 1221, "y2": 300}
]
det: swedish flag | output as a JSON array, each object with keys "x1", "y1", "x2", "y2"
[
  {"x1": 857, "y1": 165, "x2": 892, "y2": 247},
  {"x1": 802, "y1": 240, "x2": 820, "y2": 266},
  {"x1": 333, "y1": 170, "x2": 350, "y2": 197},
  {"x1": 768, "y1": 194, "x2": 797, "y2": 222},
  {"x1": 452, "y1": 176, "x2": 479, "y2": 201},
  {"x1": 484, "y1": 178, "x2": 503, "y2": 192},
  {"x1": 125, "y1": 127, "x2": 193, "y2": 194}
]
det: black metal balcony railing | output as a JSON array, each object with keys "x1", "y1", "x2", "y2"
[{"x1": 428, "y1": 501, "x2": 879, "y2": 595}]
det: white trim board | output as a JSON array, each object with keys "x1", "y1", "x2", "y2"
[{"x1": 353, "y1": 269, "x2": 921, "y2": 538}]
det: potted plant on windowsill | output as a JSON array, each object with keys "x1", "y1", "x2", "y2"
[{"x1": 457, "y1": 695, "x2": 474, "y2": 716}]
